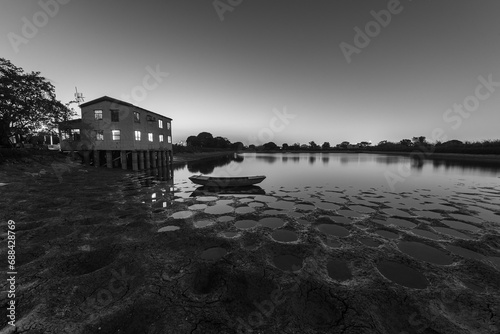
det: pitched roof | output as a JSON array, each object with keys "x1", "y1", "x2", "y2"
[{"x1": 79, "y1": 96, "x2": 172, "y2": 120}]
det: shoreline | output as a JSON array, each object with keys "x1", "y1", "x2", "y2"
[{"x1": 242, "y1": 150, "x2": 500, "y2": 163}]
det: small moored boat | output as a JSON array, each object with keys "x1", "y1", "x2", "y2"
[{"x1": 189, "y1": 175, "x2": 266, "y2": 187}]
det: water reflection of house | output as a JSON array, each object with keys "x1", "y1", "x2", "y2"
[{"x1": 58, "y1": 96, "x2": 173, "y2": 176}]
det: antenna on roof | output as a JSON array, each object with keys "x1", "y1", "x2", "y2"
[{"x1": 74, "y1": 87, "x2": 85, "y2": 105}]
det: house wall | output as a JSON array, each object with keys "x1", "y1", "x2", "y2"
[{"x1": 60, "y1": 99, "x2": 172, "y2": 151}]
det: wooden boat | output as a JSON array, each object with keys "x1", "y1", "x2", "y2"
[{"x1": 189, "y1": 175, "x2": 266, "y2": 187}]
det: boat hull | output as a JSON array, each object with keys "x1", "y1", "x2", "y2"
[{"x1": 189, "y1": 175, "x2": 266, "y2": 187}]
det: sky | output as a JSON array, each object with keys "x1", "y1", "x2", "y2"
[{"x1": 2, "y1": 0, "x2": 499, "y2": 146}]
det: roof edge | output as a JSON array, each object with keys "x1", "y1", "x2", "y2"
[{"x1": 79, "y1": 96, "x2": 172, "y2": 120}]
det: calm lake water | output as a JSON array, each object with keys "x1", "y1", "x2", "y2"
[{"x1": 153, "y1": 152, "x2": 500, "y2": 288}]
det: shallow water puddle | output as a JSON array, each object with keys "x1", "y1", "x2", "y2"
[
  {"x1": 448, "y1": 213, "x2": 483, "y2": 224},
  {"x1": 158, "y1": 225, "x2": 180, "y2": 232},
  {"x1": 254, "y1": 195, "x2": 277, "y2": 203},
  {"x1": 194, "y1": 220, "x2": 215, "y2": 228},
  {"x1": 331, "y1": 216, "x2": 351, "y2": 225},
  {"x1": 326, "y1": 259, "x2": 352, "y2": 281},
  {"x1": 374, "y1": 230, "x2": 399, "y2": 239},
  {"x1": 315, "y1": 201, "x2": 341, "y2": 211},
  {"x1": 271, "y1": 229, "x2": 298, "y2": 242},
  {"x1": 196, "y1": 196, "x2": 218, "y2": 202},
  {"x1": 268, "y1": 201, "x2": 295, "y2": 210},
  {"x1": 234, "y1": 220, "x2": 258, "y2": 229},
  {"x1": 204, "y1": 205, "x2": 234, "y2": 215},
  {"x1": 247, "y1": 201, "x2": 264, "y2": 208},
  {"x1": 384, "y1": 218, "x2": 417, "y2": 229},
  {"x1": 377, "y1": 260, "x2": 429, "y2": 289},
  {"x1": 235, "y1": 206, "x2": 255, "y2": 214},
  {"x1": 442, "y1": 220, "x2": 480, "y2": 232},
  {"x1": 273, "y1": 254, "x2": 303, "y2": 272},
  {"x1": 217, "y1": 216, "x2": 234, "y2": 222},
  {"x1": 398, "y1": 241, "x2": 453, "y2": 265},
  {"x1": 170, "y1": 211, "x2": 194, "y2": 219},
  {"x1": 381, "y1": 208, "x2": 416, "y2": 218},
  {"x1": 432, "y1": 226, "x2": 472, "y2": 239},
  {"x1": 188, "y1": 204, "x2": 207, "y2": 210},
  {"x1": 445, "y1": 245, "x2": 485, "y2": 260},
  {"x1": 200, "y1": 247, "x2": 227, "y2": 261},
  {"x1": 297, "y1": 219, "x2": 310, "y2": 225},
  {"x1": 294, "y1": 203, "x2": 315, "y2": 211},
  {"x1": 259, "y1": 217, "x2": 286, "y2": 228},
  {"x1": 410, "y1": 229, "x2": 440, "y2": 240},
  {"x1": 317, "y1": 224, "x2": 350, "y2": 237},
  {"x1": 413, "y1": 210, "x2": 443, "y2": 219},
  {"x1": 349, "y1": 205, "x2": 376, "y2": 214}
]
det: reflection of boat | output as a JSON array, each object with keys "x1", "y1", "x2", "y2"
[
  {"x1": 189, "y1": 175, "x2": 266, "y2": 187},
  {"x1": 190, "y1": 185, "x2": 265, "y2": 197}
]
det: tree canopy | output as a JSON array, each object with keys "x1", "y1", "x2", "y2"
[{"x1": 0, "y1": 58, "x2": 73, "y2": 147}]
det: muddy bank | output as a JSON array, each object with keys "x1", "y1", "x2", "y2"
[{"x1": 0, "y1": 159, "x2": 499, "y2": 333}]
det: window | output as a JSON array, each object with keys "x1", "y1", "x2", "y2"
[
  {"x1": 94, "y1": 109, "x2": 103, "y2": 120},
  {"x1": 134, "y1": 111, "x2": 140, "y2": 123},
  {"x1": 167, "y1": 122, "x2": 171, "y2": 130},
  {"x1": 134, "y1": 130, "x2": 141, "y2": 141},
  {"x1": 61, "y1": 130, "x2": 70, "y2": 140},
  {"x1": 71, "y1": 129, "x2": 80, "y2": 141},
  {"x1": 112, "y1": 130, "x2": 120, "y2": 140},
  {"x1": 111, "y1": 110, "x2": 119, "y2": 122},
  {"x1": 148, "y1": 133, "x2": 153, "y2": 142},
  {"x1": 158, "y1": 119, "x2": 163, "y2": 128},
  {"x1": 159, "y1": 134, "x2": 164, "y2": 142},
  {"x1": 95, "y1": 130, "x2": 104, "y2": 141},
  {"x1": 167, "y1": 135, "x2": 172, "y2": 143}
]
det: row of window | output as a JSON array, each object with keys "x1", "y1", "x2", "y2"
[
  {"x1": 94, "y1": 109, "x2": 170, "y2": 129},
  {"x1": 62, "y1": 129, "x2": 171, "y2": 143}
]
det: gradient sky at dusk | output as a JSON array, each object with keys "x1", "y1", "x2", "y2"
[{"x1": 2, "y1": 0, "x2": 499, "y2": 146}]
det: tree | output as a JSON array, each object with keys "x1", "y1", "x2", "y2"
[
  {"x1": 196, "y1": 132, "x2": 214, "y2": 147},
  {"x1": 322, "y1": 142, "x2": 330, "y2": 150},
  {"x1": 412, "y1": 136, "x2": 426, "y2": 145},
  {"x1": 263, "y1": 142, "x2": 279, "y2": 151},
  {"x1": 213, "y1": 136, "x2": 230, "y2": 149},
  {"x1": 282, "y1": 143, "x2": 289, "y2": 150},
  {"x1": 0, "y1": 58, "x2": 73, "y2": 147},
  {"x1": 186, "y1": 135, "x2": 200, "y2": 147},
  {"x1": 400, "y1": 139, "x2": 413, "y2": 147},
  {"x1": 309, "y1": 141, "x2": 319, "y2": 150}
]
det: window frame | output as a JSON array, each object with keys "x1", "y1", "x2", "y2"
[
  {"x1": 159, "y1": 134, "x2": 164, "y2": 142},
  {"x1": 111, "y1": 110, "x2": 119, "y2": 122},
  {"x1": 112, "y1": 130, "x2": 121, "y2": 141},
  {"x1": 148, "y1": 133, "x2": 154, "y2": 142},
  {"x1": 158, "y1": 119, "x2": 163, "y2": 128},
  {"x1": 134, "y1": 130, "x2": 141, "y2": 141},
  {"x1": 95, "y1": 130, "x2": 104, "y2": 141},
  {"x1": 94, "y1": 109, "x2": 103, "y2": 120},
  {"x1": 134, "y1": 111, "x2": 140, "y2": 123}
]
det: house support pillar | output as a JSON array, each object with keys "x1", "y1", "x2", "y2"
[
  {"x1": 82, "y1": 151, "x2": 90, "y2": 165},
  {"x1": 138, "y1": 151, "x2": 145, "y2": 170},
  {"x1": 150, "y1": 151, "x2": 157, "y2": 168},
  {"x1": 106, "y1": 151, "x2": 113, "y2": 168},
  {"x1": 120, "y1": 151, "x2": 127, "y2": 170},
  {"x1": 132, "y1": 152, "x2": 138, "y2": 171},
  {"x1": 145, "y1": 150, "x2": 150, "y2": 169},
  {"x1": 94, "y1": 150, "x2": 100, "y2": 167}
]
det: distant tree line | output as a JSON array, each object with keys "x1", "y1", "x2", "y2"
[{"x1": 175, "y1": 132, "x2": 499, "y2": 155}]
